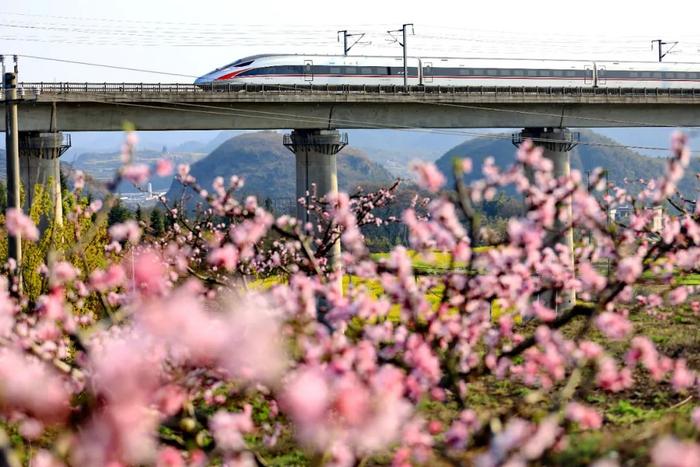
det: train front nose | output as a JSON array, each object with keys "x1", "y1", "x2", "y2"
[{"x1": 194, "y1": 74, "x2": 212, "y2": 86}]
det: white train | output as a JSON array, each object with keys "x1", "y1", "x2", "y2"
[{"x1": 195, "y1": 54, "x2": 700, "y2": 88}]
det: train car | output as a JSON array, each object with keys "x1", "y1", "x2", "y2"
[
  {"x1": 593, "y1": 61, "x2": 700, "y2": 88},
  {"x1": 195, "y1": 54, "x2": 422, "y2": 86},
  {"x1": 419, "y1": 57, "x2": 594, "y2": 87},
  {"x1": 195, "y1": 54, "x2": 700, "y2": 88}
]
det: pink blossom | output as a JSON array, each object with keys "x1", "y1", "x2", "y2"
[
  {"x1": 651, "y1": 436, "x2": 700, "y2": 467},
  {"x1": 210, "y1": 405, "x2": 254, "y2": 451},
  {"x1": 29, "y1": 450, "x2": 64, "y2": 467},
  {"x1": 596, "y1": 357, "x2": 633, "y2": 392},
  {"x1": 155, "y1": 158, "x2": 174, "y2": 177},
  {"x1": 565, "y1": 402, "x2": 602, "y2": 430},
  {"x1": 73, "y1": 170, "x2": 85, "y2": 191},
  {"x1": 207, "y1": 243, "x2": 239, "y2": 271},
  {"x1": 156, "y1": 447, "x2": 184, "y2": 467},
  {"x1": 579, "y1": 262, "x2": 606, "y2": 292},
  {"x1": 108, "y1": 220, "x2": 142, "y2": 244},
  {"x1": 669, "y1": 287, "x2": 688, "y2": 305},
  {"x1": 49, "y1": 261, "x2": 79, "y2": 286},
  {"x1": 461, "y1": 158, "x2": 473, "y2": 174},
  {"x1": 133, "y1": 250, "x2": 168, "y2": 296},
  {"x1": 616, "y1": 256, "x2": 643, "y2": 284},
  {"x1": 412, "y1": 162, "x2": 446, "y2": 193},
  {"x1": 0, "y1": 278, "x2": 16, "y2": 338},
  {"x1": 5, "y1": 208, "x2": 39, "y2": 241},
  {"x1": 521, "y1": 416, "x2": 561, "y2": 460},
  {"x1": 282, "y1": 368, "x2": 329, "y2": 425},
  {"x1": 122, "y1": 163, "x2": 151, "y2": 185},
  {"x1": 595, "y1": 312, "x2": 632, "y2": 340},
  {"x1": 578, "y1": 341, "x2": 603, "y2": 360},
  {"x1": 0, "y1": 349, "x2": 70, "y2": 423},
  {"x1": 177, "y1": 163, "x2": 190, "y2": 178},
  {"x1": 89, "y1": 264, "x2": 127, "y2": 292},
  {"x1": 671, "y1": 359, "x2": 695, "y2": 391},
  {"x1": 691, "y1": 407, "x2": 700, "y2": 430}
]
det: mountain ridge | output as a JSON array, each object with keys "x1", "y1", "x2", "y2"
[{"x1": 435, "y1": 129, "x2": 700, "y2": 196}]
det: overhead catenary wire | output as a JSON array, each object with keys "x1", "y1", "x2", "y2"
[{"x1": 5, "y1": 15, "x2": 700, "y2": 61}]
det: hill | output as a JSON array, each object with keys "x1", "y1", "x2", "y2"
[
  {"x1": 435, "y1": 130, "x2": 700, "y2": 196},
  {"x1": 166, "y1": 131, "x2": 395, "y2": 206}
]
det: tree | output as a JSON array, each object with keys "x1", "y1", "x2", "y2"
[
  {"x1": 107, "y1": 200, "x2": 133, "y2": 226},
  {"x1": 135, "y1": 204, "x2": 144, "y2": 222},
  {"x1": 149, "y1": 207, "x2": 166, "y2": 236},
  {"x1": 0, "y1": 180, "x2": 7, "y2": 212}
]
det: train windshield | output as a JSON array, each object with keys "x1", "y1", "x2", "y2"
[{"x1": 215, "y1": 55, "x2": 277, "y2": 71}]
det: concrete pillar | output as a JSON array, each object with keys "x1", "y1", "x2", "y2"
[
  {"x1": 18, "y1": 131, "x2": 70, "y2": 231},
  {"x1": 514, "y1": 127, "x2": 579, "y2": 310},
  {"x1": 284, "y1": 129, "x2": 347, "y2": 283}
]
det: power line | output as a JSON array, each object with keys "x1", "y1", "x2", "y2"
[{"x1": 15, "y1": 54, "x2": 198, "y2": 78}]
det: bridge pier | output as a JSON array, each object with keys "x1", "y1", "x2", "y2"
[
  {"x1": 18, "y1": 131, "x2": 70, "y2": 231},
  {"x1": 514, "y1": 127, "x2": 579, "y2": 310},
  {"x1": 284, "y1": 129, "x2": 347, "y2": 287}
]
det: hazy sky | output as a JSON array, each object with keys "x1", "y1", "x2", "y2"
[{"x1": 3, "y1": 0, "x2": 700, "y2": 82}]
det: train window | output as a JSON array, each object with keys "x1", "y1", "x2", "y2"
[
  {"x1": 459, "y1": 69, "x2": 469, "y2": 75},
  {"x1": 487, "y1": 69, "x2": 498, "y2": 76},
  {"x1": 641, "y1": 71, "x2": 651, "y2": 78},
  {"x1": 566, "y1": 70, "x2": 576, "y2": 77},
  {"x1": 653, "y1": 72, "x2": 662, "y2": 78},
  {"x1": 330, "y1": 67, "x2": 341, "y2": 74},
  {"x1": 361, "y1": 67, "x2": 373, "y2": 75},
  {"x1": 689, "y1": 72, "x2": 698, "y2": 79},
  {"x1": 345, "y1": 67, "x2": 356, "y2": 74},
  {"x1": 540, "y1": 70, "x2": 551, "y2": 77},
  {"x1": 527, "y1": 69, "x2": 537, "y2": 76},
  {"x1": 629, "y1": 72, "x2": 638, "y2": 78},
  {"x1": 499, "y1": 69, "x2": 512, "y2": 76},
  {"x1": 473, "y1": 69, "x2": 483, "y2": 75},
  {"x1": 677, "y1": 72, "x2": 687, "y2": 79},
  {"x1": 553, "y1": 70, "x2": 563, "y2": 77}
]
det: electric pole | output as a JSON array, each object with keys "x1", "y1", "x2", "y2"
[
  {"x1": 4, "y1": 55, "x2": 22, "y2": 292},
  {"x1": 651, "y1": 39, "x2": 678, "y2": 62},
  {"x1": 337, "y1": 30, "x2": 366, "y2": 56},
  {"x1": 387, "y1": 23, "x2": 414, "y2": 86}
]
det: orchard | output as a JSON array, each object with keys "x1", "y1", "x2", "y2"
[{"x1": 1, "y1": 132, "x2": 700, "y2": 466}]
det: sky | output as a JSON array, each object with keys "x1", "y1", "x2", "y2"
[
  {"x1": 3, "y1": 0, "x2": 700, "y2": 82},
  {"x1": 1, "y1": 0, "x2": 700, "y2": 159}
]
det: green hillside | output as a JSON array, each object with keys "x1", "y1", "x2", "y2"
[
  {"x1": 435, "y1": 130, "x2": 699, "y2": 195},
  {"x1": 166, "y1": 131, "x2": 395, "y2": 205}
]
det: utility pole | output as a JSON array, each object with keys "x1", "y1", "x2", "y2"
[
  {"x1": 387, "y1": 23, "x2": 414, "y2": 86},
  {"x1": 651, "y1": 39, "x2": 678, "y2": 62},
  {"x1": 337, "y1": 30, "x2": 366, "y2": 56},
  {"x1": 4, "y1": 55, "x2": 22, "y2": 291}
]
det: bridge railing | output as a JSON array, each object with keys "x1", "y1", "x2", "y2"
[{"x1": 13, "y1": 82, "x2": 700, "y2": 97}]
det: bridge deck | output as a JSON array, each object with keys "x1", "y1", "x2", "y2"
[{"x1": 3, "y1": 83, "x2": 700, "y2": 131}]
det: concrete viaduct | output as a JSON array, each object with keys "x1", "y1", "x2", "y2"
[{"x1": 3, "y1": 80, "x2": 700, "y2": 298}]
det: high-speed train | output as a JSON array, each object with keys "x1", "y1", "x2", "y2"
[{"x1": 195, "y1": 54, "x2": 700, "y2": 88}]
